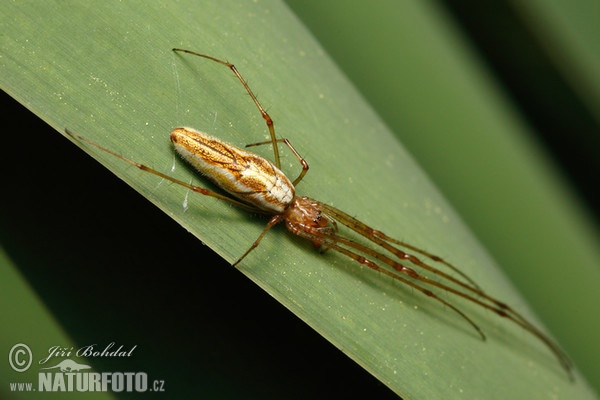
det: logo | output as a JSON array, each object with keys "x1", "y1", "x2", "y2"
[
  {"x1": 7, "y1": 342, "x2": 166, "y2": 394},
  {"x1": 40, "y1": 359, "x2": 91, "y2": 372}
]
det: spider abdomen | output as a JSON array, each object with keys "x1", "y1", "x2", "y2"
[{"x1": 171, "y1": 127, "x2": 294, "y2": 213}]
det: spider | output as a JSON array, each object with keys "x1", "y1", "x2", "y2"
[{"x1": 65, "y1": 48, "x2": 573, "y2": 380}]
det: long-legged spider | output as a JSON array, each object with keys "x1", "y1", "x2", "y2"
[{"x1": 65, "y1": 48, "x2": 573, "y2": 380}]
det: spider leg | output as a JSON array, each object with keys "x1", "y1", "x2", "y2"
[
  {"x1": 326, "y1": 228, "x2": 574, "y2": 380},
  {"x1": 319, "y1": 204, "x2": 573, "y2": 373},
  {"x1": 319, "y1": 202, "x2": 481, "y2": 289},
  {"x1": 297, "y1": 218, "x2": 573, "y2": 378},
  {"x1": 65, "y1": 129, "x2": 262, "y2": 213},
  {"x1": 246, "y1": 138, "x2": 309, "y2": 186},
  {"x1": 293, "y1": 227, "x2": 486, "y2": 340},
  {"x1": 321, "y1": 203, "x2": 549, "y2": 330},
  {"x1": 334, "y1": 242, "x2": 487, "y2": 336},
  {"x1": 173, "y1": 48, "x2": 281, "y2": 169},
  {"x1": 233, "y1": 215, "x2": 284, "y2": 267},
  {"x1": 377, "y1": 231, "x2": 481, "y2": 288}
]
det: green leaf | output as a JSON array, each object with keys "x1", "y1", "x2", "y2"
[{"x1": 1, "y1": 1, "x2": 597, "y2": 399}]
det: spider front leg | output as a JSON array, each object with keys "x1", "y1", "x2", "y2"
[{"x1": 173, "y1": 48, "x2": 281, "y2": 169}]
